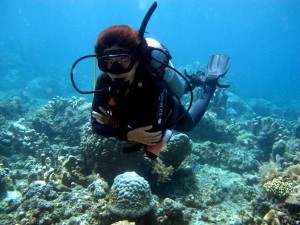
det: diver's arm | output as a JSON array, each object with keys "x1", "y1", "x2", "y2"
[
  {"x1": 91, "y1": 117, "x2": 118, "y2": 138},
  {"x1": 91, "y1": 108, "x2": 134, "y2": 140},
  {"x1": 92, "y1": 111, "x2": 161, "y2": 144},
  {"x1": 91, "y1": 97, "x2": 162, "y2": 143},
  {"x1": 92, "y1": 107, "x2": 119, "y2": 128},
  {"x1": 91, "y1": 93, "x2": 161, "y2": 143},
  {"x1": 91, "y1": 75, "x2": 164, "y2": 143},
  {"x1": 91, "y1": 76, "x2": 123, "y2": 138},
  {"x1": 91, "y1": 108, "x2": 119, "y2": 138},
  {"x1": 91, "y1": 97, "x2": 131, "y2": 140},
  {"x1": 127, "y1": 126, "x2": 162, "y2": 146},
  {"x1": 125, "y1": 85, "x2": 167, "y2": 144}
]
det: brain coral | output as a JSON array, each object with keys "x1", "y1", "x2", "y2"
[{"x1": 108, "y1": 172, "x2": 156, "y2": 218}]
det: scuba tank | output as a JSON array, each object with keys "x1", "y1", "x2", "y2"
[{"x1": 146, "y1": 38, "x2": 185, "y2": 98}]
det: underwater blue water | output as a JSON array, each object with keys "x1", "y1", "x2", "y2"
[{"x1": 1, "y1": 0, "x2": 299, "y2": 107}]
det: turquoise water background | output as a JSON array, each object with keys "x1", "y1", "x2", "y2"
[{"x1": 1, "y1": 0, "x2": 299, "y2": 107}]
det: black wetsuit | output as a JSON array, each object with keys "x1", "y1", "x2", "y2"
[
  {"x1": 91, "y1": 66, "x2": 215, "y2": 140},
  {"x1": 91, "y1": 66, "x2": 175, "y2": 140}
]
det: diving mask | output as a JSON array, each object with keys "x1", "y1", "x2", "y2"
[{"x1": 97, "y1": 49, "x2": 137, "y2": 75}]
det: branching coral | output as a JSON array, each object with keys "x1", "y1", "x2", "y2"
[{"x1": 34, "y1": 96, "x2": 90, "y2": 146}]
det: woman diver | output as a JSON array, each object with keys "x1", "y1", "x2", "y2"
[{"x1": 90, "y1": 25, "x2": 230, "y2": 159}]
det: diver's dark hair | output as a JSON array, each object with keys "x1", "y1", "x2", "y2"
[{"x1": 95, "y1": 25, "x2": 147, "y2": 59}]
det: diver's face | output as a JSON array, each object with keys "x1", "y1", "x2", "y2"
[
  {"x1": 103, "y1": 46, "x2": 138, "y2": 82},
  {"x1": 108, "y1": 61, "x2": 138, "y2": 82},
  {"x1": 105, "y1": 55, "x2": 132, "y2": 71}
]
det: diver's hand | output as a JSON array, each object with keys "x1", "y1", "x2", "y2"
[
  {"x1": 127, "y1": 125, "x2": 162, "y2": 146},
  {"x1": 184, "y1": 70, "x2": 205, "y2": 88},
  {"x1": 204, "y1": 74, "x2": 230, "y2": 88},
  {"x1": 92, "y1": 106, "x2": 120, "y2": 128},
  {"x1": 204, "y1": 74, "x2": 220, "y2": 87}
]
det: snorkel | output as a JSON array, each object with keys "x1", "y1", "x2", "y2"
[
  {"x1": 137, "y1": 1, "x2": 194, "y2": 125},
  {"x1": 138, "y1": 1, "x2": 157, "y2": 42}
]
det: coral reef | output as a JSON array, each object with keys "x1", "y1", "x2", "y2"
[
  {"x1": 155, "y1": 198, "x2": 188, "y2": 225},
  {"x1": 152, "y1": 159, "x2": 174, "y2": 184},
  {"x1": 255, "y1": 162, "x2": 300, "y2": 224},
  {"x1": 157, "y1": 133, "x2": 192, "y2": 168},
  {"x1": 0, "y1": 94, "x2": 300, "y2": 225},
  {"x1": 0, "y1": 96, "x2": 89, "y2": 158},
  {"x1": 80, "y1": 123, "x2": 151, "y2": 184},
  {"x1": 33, "y1": 96, "x2": 90, "y2": 146},
  {"x1": 108, "y1": 172, "x2": 156, "y2": 218},
  {"x1": 0, "y1": 96, "x2": 26, "y2": 120},
  {"x1": 80, "y1": 124, "x2": 192, "y2": 185},
  {"x1": 187, "y1": 111, "x2": 237, "y2": 143},
  {"x1": 247, "y1": 116, "x2": 292, "y2": 160},
  {"x1": 263, "y1": 177, "x2": 294, "y2": 199},
  {"x1": 284, "y1": 138, "x2": 300, "y2": 156},
  {"x1": 263, "y1": 209, "x2": 283, "y2": 225},
  {"x1": 0, "y1": 167, "x2": 14, "y2": 199},
  {"x1": 14, "y1": 179, "x2": 108, "y2": 225},
  {"x1": 285, "y1": 184, "x2": 300, "y2": 218},
  {"x1": 225, "y1": 92, "x2": 256, "y2": 121},
  {"x1": 111, "y1": 221, "x2": 136, "y2": 225},
  {"x1": 258, "y1": 161, "x2": 281, "y2": 184},
  {"x1": 274, "y1": 139, "x2": 300, "y2": 169},
  {"x1": 56, "y1": 155, "x2": 88, "y2": 187},
  {"x1": 2, "y1": 118, "x2": 50, "y2": 156},
  {"x1": 249, "y1": 98, "x2": 280, "y2": 117},
  {"x1": 193, "y1": 141, "x2": 260, "y2": 172}
]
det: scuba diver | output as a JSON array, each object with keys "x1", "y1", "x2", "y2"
[
  {"x1": 70, "y1": 2, "x2": 230, "y2": 159},
  {"x1": 90, "y1": 25, "x2": 230, "y2": 159}
]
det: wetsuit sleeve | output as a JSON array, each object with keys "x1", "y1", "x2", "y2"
[
  {"x1": 174, "y1": 85, "x2": 215, "y2": 132},
  {"x1": 91, "y1": 76, "x2": 132, "y2": 140}
]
